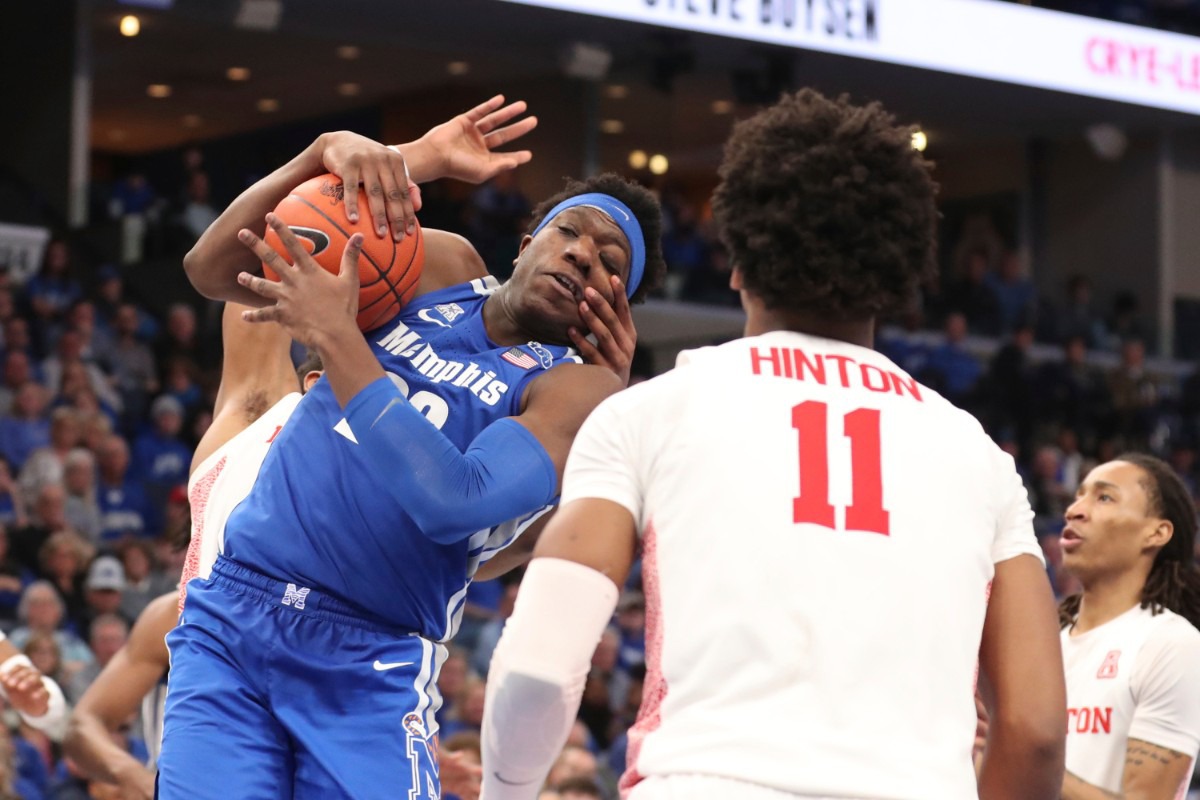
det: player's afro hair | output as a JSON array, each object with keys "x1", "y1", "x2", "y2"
[
  {"x1": 712, "y1": 89, "x2": 939, "y2": 319},
  {"x1": 527, "y1": 173, "x2": 665, "y2": 304}
]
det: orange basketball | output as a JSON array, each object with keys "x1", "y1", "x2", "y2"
[{"x1": 262, "y1": 173, "x2": 424, "y2": 332}]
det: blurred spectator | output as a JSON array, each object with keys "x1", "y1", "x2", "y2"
[
  {"x1": 63, "y1": 301, "x2": 114, "y2": 366},
  {"x1": 981, "y1": 325, "x2": 1037, "y2": 453},
  {"x1": 939, "y1": 248, "x2": 1000, "y2": 335},
  {"x1": 0, "y1": 318, "x2": 33, "y2": 362},
  {"x1": 10, "y1": 484, "x2": 71, "y2": 570},
  {"x1": 615, "y1": 591, "x2": 645, "y2": 675},
  {"x1": 10, "y1": 581, "x2": 93, "y2": 679},
  {"x1": 77, "y1": 412, "x2": 112, "y2": 456},
  {"x1": 18, "y1": 409, "x2": 80, "y2": 505},
  {"x1": 99, "y1": 303, "x2": 158, "y2": 436},
  {"x1": 117, "y1": 539, "x2": 172, "y2": 620},
  {"x1": 0, "y1": 458, "x2": 27, "y2": 529},
  {"x1": 75, "y1": 556, "x2": 128, "y2": 641},
  {"x1": 1027, "y1": 446, "x2": 1072, "y2": 535},
  {"x1": 19, "y1": 633, "x2": 64, "y2": 772},
  {"x1": 440, "y1": 731, "x2": 482, "y2": 800},
  {"x1": 131, "y1": 395, "x2": 190, "y2": 519},
  {"x1": 0, "y1": 522, "x2": 32, "y2": 630},
  {"x1": 1035, "y1": 336, "x2": 1112, "y2": 447},
  {"x1": 440, "y1": 677, "x2": 486, "y2": 739},
  {"x1": 578, "y1": 668, "x2": 613, "y2": 751},
  {"x1": 161, "y1": 357, "x2": 202, "y2": 419},
  {"x1": 153, "y1": 304, "x2": 203, "y2": 377},
  {"x1": 546, "y1": 745, "x2": 599, "y2": 790},
  {"x1": 1051, "y1": 274, "x2": 1106, "y2": 347},
  {"x1": 179, "y1": 171, "x2": 219, "y2": 243},
  {"x1": 92, "y1": 267, "x2": 157, "y2": 346},
  {"x1": 876, "y1": 306, "x2": 930, "y2": 377},
  {"x1": 61, "y1": 449, "x2": 101, "y2": 543},
  {"x1": 466, "y1": 172, "x2": 530, "y2": 279},
  {"x1": 0, "y1": 723, "x2": 42, "y2": 800},
  {"x1": 661, "y1": 204, "x2": 711, "y2": 302},
  {"x1": 95, "y1": 435, "x2": 151, "y2": 543},
  {"x1": 458, "y1": 578, "x2": 503, "y2": 655},
  {"x1": 0, "y1": 351, "x2": 33, "y2": 416},
  {"x1": 0, "y1": 383, "x2": 51, "y2": 469},
  {"x1": 109, "y1": 173, "x2": 159, "y2": 265},
  {"x1": 923, "y1": 313, "x2": 982, "y2": 408},
  {"x1": 1103, "y1": 290, "x2": 1152, "y2": 352},
  {"x1": 984, "y1": 252, "x2": 1036, "y2": 335},
  {"x1": 66, "y1": 613, "x2": 129, "y2": 705},
  {"x1": 1107, "y1": 338, "x2": 1160, "y2": 448},
  {"x1": 41, "y1": 333, "x2": 121, "y2": 416},
  {"x1": 22, "y1": 240, "x2": 82, "y2": 352},
  {"x1": 554, "y1": 777, "x2": 603, "y2": 800},
  {"x1": 38, "y1": 531, "x2": 91, "y2": 628}
]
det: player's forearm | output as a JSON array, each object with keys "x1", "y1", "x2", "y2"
[
  {"x1": 343, "y1": 377, "x2": 557, "y2": 543},
  {"x1": 977, "y1": 723, "x2": 1065, "y2": 800},
  {"x1": 391, "y1": 136, "x2": 444, "y2": 185},
  {"x1": 183, "y1": 136, "x2": 326, "y2": 303},
  {"x1": 64, "y1": 711, "x2": 149, "y2": 785},
  {"x1": 1061, "y1": 771, "x2": 1122, "y2": 799}
]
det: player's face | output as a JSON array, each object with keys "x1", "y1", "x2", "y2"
[
  {"x1": 1061, "y1": 461, "x2": 1163, "y2": 580},
  {"x1": 509, "y1": 207, "x2": 631, "y2": 341}
]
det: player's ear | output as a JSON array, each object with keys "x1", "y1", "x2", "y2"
[
  {"x1": 516, "y1": 234, "x2": 534, "y2": 262},
  {"x1": 303, "y1": 370, "x2": 323, "y2": 392},
  {"x1": 1146, "y1": 518, "x2": 1174, "y2": 551}
]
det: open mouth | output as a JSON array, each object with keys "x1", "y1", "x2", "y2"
[
  {"x1": 549, "y1": 273, "x2": 582, "y2": 302},
  {"x1": 1061, "y1": 526, "x2": 1084, "y2": 551}
]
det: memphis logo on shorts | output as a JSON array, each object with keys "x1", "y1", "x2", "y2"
[
  {"x1": 502, "y1": 347, "x2": 538, "y2": 370},
  {"x1": 281, "y1": 583, "x2": 311, "y2": 610}
]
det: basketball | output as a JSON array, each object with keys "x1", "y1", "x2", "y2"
[{"x1": 262, "y1": 173, "x2": 424, "y2": 332}]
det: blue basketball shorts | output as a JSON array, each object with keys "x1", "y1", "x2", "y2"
[{"x1": 157, "y1": 556, "x2": 446, "y2": 800}]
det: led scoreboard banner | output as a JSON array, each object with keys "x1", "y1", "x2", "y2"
[{"x1": 496, "y1": 0, "x2": 1200, "y2": 115}]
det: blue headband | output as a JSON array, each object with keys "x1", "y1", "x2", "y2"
[{"x1": 531, "y1": 193, "x2": 646, "y2": 298}]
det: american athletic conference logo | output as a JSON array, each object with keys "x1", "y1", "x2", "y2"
[{"x1": 528, "y1": 341, "x2": 554, "y2": 369}]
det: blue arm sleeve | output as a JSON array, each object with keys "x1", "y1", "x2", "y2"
[{"x1": 344, "y1": 377, "x2": 558, "y2": 545}]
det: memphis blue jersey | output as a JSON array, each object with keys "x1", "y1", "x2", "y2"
[{"x1": 223, "y1": 276, "x2": 578, "y2": 639}]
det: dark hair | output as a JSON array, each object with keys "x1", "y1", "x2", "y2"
[
  {"x1": 296, "y1": 349, "x2": 324, "y2": 383},
  {"x1": 1059, "y1": 452, "x2": 1200, "y2": 630},
  {"x1": 712, "y1": 89, "x2": 939, "y2": 318},
  {"x1": 526, "y1": 173, "x2": 665, "y2": 304}
]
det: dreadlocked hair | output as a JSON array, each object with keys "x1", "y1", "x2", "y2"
[{"x1": 1059, "y1": 452, "x2": 1200, "y2": 630}]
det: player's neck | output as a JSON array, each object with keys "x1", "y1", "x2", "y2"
[
  {"x1": 1072, "y1": 569, "x2": 1148, "y2": 635},
  {"x1": 482, "y1": 287, "x2": 541, "y2": 347},
  {"x1": 744, "y1": 307, "x2": 875, "y2": 348}
]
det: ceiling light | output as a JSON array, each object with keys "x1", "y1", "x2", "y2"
[
  {"x1": 234, "y1": 0, "x2": 282, "y2": 31},
  {"x1": 256, "y1": 98, "x2": 280, "y2": 113},
  {"x1": 628, "y1": 150, "x2": 648, "y2": 170},
  {"x1": 604, "y1": 84, "x2": 628, "y2": 99},
  {"x1": 146, "y1": 84, "x2": 172, "y2": 98},
  {"x1": 447, "y1": 61, "x2": 470, "y2": 76},
  {"x1": 600, "y1": 120, "x2": 624, "y2": 135},
  {"x1": 226, "y1": 67, "x2": 251, "y2": 82},
  {"x1": 911, "y1": 130, "x2": 928, "y2": 152},
  {"x1": 336, "y1": 45, "x2": 360, "y2": 60},
  {"x1": 711, "y1": 100, "x2": 734, "y2": 115},
  {"x1": 337, "y1": 82, "x2": 361, "y2": 97},
  {"x1": 182, "y1": 114, "x2": 202, "y2": 128},
  {"x1": 119, "y1": 15, "x2": 140, "y2": 37},
  {"x1": 648, "y1": 154, "x2": 669, "y2": 175}
]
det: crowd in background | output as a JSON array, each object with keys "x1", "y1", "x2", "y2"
[{"x1": 1, "y1": 151, "x2": 1200, "y2": 798}]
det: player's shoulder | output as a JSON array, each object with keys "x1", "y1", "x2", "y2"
[
  {"x1": 1142, "y1": 607, "x2": 1200, "y2": 648},
  {"x1": 413, "y1": 228, "x2": 488, "y2": 297}
]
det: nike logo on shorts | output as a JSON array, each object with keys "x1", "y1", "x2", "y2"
[{"x1": 373, "y1": 660, "x2": 414, "y2": 671}]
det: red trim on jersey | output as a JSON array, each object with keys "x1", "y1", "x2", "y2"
[
  {"x1": 178, "y1": 455, "x2": 227, "y2": 612},
  {"x1": 619, "y1": 520, "x2": 666, "y2": 799}
]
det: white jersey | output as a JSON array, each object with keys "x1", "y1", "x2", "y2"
[
  {"x1": 181, "y1": 392, "x2": 302, "y2": 607},
  {"x1": 562, "y1": 331, "x2": 1043, "y2": 800},
  {"x1": 1062, "y1": 605, "x2": 1200, "y2": 794}
]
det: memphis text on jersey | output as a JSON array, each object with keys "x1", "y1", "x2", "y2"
[
  {"x1": 377, "y1": 320, "x2": 509, "y2": 406},
  {"x1": 750, "y1": 346, "x2": 923, "y2": 401}
]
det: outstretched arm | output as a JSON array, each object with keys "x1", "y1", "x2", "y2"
[
  {"x1": 184, "y1": 95, "x2": 536, "y2": 303},
  {"x1": 63, "y1": 593, "x2": 177, "y2": 800}
]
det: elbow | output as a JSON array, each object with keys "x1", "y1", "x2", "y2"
[
  {"x1": 997, "y1": 710, "x2": 1066, "y2": 772},
  {"x1": 182, "y1": 245, "x2": 219, "y2": 300}
]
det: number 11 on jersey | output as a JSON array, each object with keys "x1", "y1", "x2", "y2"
[{"x1": 791, "y1": 401, "x2": 890, "y2": 535}]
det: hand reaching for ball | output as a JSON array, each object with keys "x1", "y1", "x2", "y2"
[{"x1": 237, "y1": 213, "x2": 366, "y2": 351}]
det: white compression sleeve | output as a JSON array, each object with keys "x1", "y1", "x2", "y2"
[
  {"x1": 0, "y1": 653, "x2": 69, "y2": 740},
  {"x1": 480, "y1": 558, "x2": 619, "y2": 800}
]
